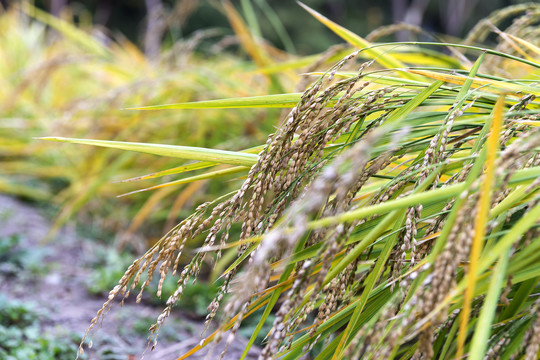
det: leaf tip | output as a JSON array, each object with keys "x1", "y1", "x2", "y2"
[
  {"x1": 297, "y1": 1, "x2": 315, "y2": 14},
  {"x1": 34, "y1": 136, "x2": 62, "y2": 141}
]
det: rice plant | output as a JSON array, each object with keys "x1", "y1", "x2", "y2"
[{"x1": 41, "y1": 3, "x2": 540, "y2": 359}]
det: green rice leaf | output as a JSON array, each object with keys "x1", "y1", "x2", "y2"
[{"x1": 36, "y1": 137, "x2": 259, "y2": 166}]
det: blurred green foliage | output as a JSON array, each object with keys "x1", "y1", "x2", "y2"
[
  {"x1": 0, "y1": 235, "x2": 50, "y2": 275},
  {"x1": 0, "y1": 296, "x2": 84, "y2": 360}
]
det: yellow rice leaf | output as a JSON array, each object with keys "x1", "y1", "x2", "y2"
[
  {"x1": 406, "y1": 69, "x2": 540, "y2": 96},
  {"x1": 457, "y1": 95, "x2": 504, "y2": 358},
  {"x1": 222, "y1": 0, "x2": 270, "y2": 68},
  {"x1": 505, "y1": 33, "x2": 540, "y2": 58},
  {"x1": 298, "y1": 2, "x2": 420, "y2": 81}
]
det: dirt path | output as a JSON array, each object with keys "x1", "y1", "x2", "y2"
[{"x1": 0, "y1": 195, "x2": 260, "y2": 359}]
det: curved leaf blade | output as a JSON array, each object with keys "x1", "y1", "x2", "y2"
[
  {"x1": 125, "y1": 93, "x2": 303, "y2": 110},
  {"x1": 36, "y1": 137, "x2": 259, "y2": 166}
]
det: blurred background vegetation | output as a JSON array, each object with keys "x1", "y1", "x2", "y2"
[{"x1": 3, "y1": 0, "x2": 536, "y2": 55}]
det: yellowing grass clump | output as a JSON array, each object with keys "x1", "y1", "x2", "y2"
[{"x1": 0, "y1": 5, "x2": 295, "y2": 238}]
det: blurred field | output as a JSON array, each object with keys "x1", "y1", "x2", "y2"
[{"x1": 0, "y1": 3, "x2": 295, "y2": 246}]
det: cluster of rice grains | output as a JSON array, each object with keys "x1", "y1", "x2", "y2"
[
  {"x1": 76, "y1": 51, "x2": 390, "y2": 356},
  {"x1": 464, "y1": 3, "x2": 540, "y2": 75},
  {"x1": 79, "y1": 49, "x2": 540, "y2": 359}
]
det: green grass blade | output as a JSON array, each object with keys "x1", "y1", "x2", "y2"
[
  {"x1": 126, "y1": 93, "x2": 303, "y2": 110},
  {"x1": 36, "y1": 137, "x2": 259, "y2": 166},
  {"x1": 359, "y1": 41, "x2": 540, "y2": 70},
  {"x1": 469, "y1": 247, "x2": 511, "y2": 360},
  {"x1": 118, "y1": 145, "x2": 264, "y2": 183},
  {"x1": 309, "y1": 166, "x2": 540, "y2": 230},
  {"x1": 333, "y1": 212, "x2": 406, "y2": 358},
  {"x1": 499, "y1": 277, "x2": 539, "y2": 321},
  {"x1": 240, "y1": 0, "x2": 262, "y2": 39},
  {"x1": 479, "y1": 202, "x2": 540, "y2": 274},
  {"x1": 385, "y1": 80, "x2": 444, "y2": 125},
  {"x1": 255, "y1": 0, "x2": 296, "y2": 53}
]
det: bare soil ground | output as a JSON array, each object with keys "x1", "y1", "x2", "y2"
[{"x1": 0, "y1": 195, "x2": 260, "y2": 360}]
